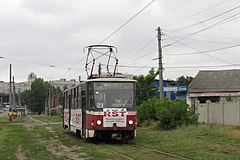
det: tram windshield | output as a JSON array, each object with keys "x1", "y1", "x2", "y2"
[{"x1": 93, "y1": 82, "x2": 134, "y2": 108}]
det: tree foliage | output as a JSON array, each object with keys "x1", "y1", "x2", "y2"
[
  {"x1": 21, "y1": 78, "x2": 50, "y2": 114},
  {"x1": 167, "y1": 76, "x2": 193, "y2": 86},
  {"x1": 133, "y1": 68, "x2": 158, "y2": 104},
  {"x1": 137, "y1": 98, "x2": 198, "y2": 130},
  {"x1": 175, "y1": 75, "x2": 193, "y2": 86}
]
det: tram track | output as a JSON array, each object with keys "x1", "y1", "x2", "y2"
[
  {"x1": 100, "y1": 145, "x2": 135, "y2": 160},
  {"x1": 120, "y1": 139, "x2": 190, "y2": 160},
  {"x1": 131, "y1": 144, "x2": 190, "y2": 160},
  {"x1": 95, "y1": 139, "x2": 191, "y2": 160}
]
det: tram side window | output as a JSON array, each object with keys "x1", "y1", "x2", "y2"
[
  {"x1": 76, "y1": 87, "x2": 80, "y2": 109},
  {"x1": 89, "y1": 85, "x2": 94, "y2": 108},
  {"x1": 71, "y1": 89, "x2": 75, "y2": 109},
  {"x1": 64, "y1": 92, "x2": 68, "y2": 109},
  {"x1": 73, "y1": 88, "x2": 76, "y2": 109},
  {"x1": 81, "y1": 90, "x2": 86, "y2": 107}
]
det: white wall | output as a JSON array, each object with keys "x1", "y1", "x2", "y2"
[{"x1": 195, "y1": 98, "x2": 240, "y2": 126}]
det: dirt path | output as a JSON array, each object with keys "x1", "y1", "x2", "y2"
[
  {"x1": 16, "y1": 145, "x2": 27, "y2": 160},
  {"x1": 20, "y1": 116, "x2": 88, "y2": 160},
  {"x1": 38, "y1": 138, "x2": 86, "y2": 160}
]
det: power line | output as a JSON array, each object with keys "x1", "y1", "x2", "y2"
[
  {"x1": 166, "y1": 64, "x2": 240, "y2": 69},
  {"x1": 164, "y1": 34, "x2": 235, "y2": 65},
  {"x1": 164, "y1": 0, "x2": 228, "y2": 27},
  {"x1": 117, "y1": 63, "x2": 240, "y2": 69},
  {"x1": 99, "y1": 0, "x2": 156, "y2": 44},
  {"x1": 163, "y1": 34, "x2": 238, "y2": 45},
  {"x1": 121, "y1": 38, "x2": 156, "y2": 65},
  {"x1": 132, "y1": 60, "x2": 154, "y2": 74},
  {"x1": 0, "y1": 56, "x2": 70, "y2": 70},
  {"x1": 166, "y1": 11, "x2": 240, "y2": 46},
  {"x1": 163, "y1": 29, "x2": 240, "y2": 40},
  {"x1": 167, "y1": 4, "x2": 240, "y2": 33},
  {"x1": 62, "y1": 56, "x2": 86, "y2": 77},
  {"x1": 118, "y1": 30, "x2": 155, "y2": 59},
  {"x1": 62, "y1": 0, "x2": 156, "y2": 78},
  {"x1": 164, "y1": 44, "x2": 240, "y2": 56}
]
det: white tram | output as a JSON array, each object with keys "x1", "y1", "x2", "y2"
[{"x1": 63, "y1": 77, "x2": 137, "y2": 139}]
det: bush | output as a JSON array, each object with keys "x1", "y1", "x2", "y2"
[
  {"x1": 137, "y1": 98, "x2": 198, "y2": 130},
  {"x1": 137, "y1": 97, "x2": 162, "y2": 123}
]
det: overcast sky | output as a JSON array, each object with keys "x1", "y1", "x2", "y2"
[{"x1": 0, "y1": 0, "x2": 240, "y2": 82}]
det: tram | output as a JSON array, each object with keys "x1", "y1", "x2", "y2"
[
  {"x1": 63, "y1": 45, "x2": 137, "y2": 139},
  {"x1": 63, "y1": 77, "x2": 137, "y2": 139}
]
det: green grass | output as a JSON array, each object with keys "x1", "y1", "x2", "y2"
[
  {"x1": 136, "y1": 124, "x2": 240, "y2": 160},
  {"x1": 0, "y1": 123, "x2": 61, "y2": 160},
  {"x1": 0, "y1": 116, "x2": 26, "y2": 123},
  {"x1": 31, "y1": 115, "x2": 63, "y2": 123},
  {"x1": 1, "y1": 115, "x2": 240, "y2": 160}
]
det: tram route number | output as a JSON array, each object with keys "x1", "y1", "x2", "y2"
[{"x1": 96, "y1": 103, "x2": 103, "y2": 108}]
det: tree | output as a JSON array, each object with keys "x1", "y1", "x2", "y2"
[
  {"x1": 133, "y1": 68, "x2": 158, "y2": 104},
  {"x1": 21, "y1": 90, "x2": 31, "y2": 110},
  {"x1": 176, "y1": 75, "x2": 193, "y2": 86},
  {"x1": 21, "y1": 78, "x2": 50, "y2": 114},
  {"x1": 55, "y1": 87, "x2": 63, "y2": 105}
]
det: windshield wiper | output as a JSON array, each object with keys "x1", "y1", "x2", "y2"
[{"x1": 123, "y1": 97, "x2": 132, "y2": 108}]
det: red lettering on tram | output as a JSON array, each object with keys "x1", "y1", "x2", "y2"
[
  {"x1": 104, "y1": 111, "x2": 126, "y2": 117},
  {"x1": 76, "y1": 114, "x2": 81, "y2": 124},
  {"x1": 104, "y1": 111, "x2": 111, "y2": 117},
  {"x1": 111, "y1": 111, "x2": 118, "y2": 117}
]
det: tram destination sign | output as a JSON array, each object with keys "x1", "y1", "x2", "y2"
[{"x1": 103, "y1": 108, "x2": 127, "y2": 127}]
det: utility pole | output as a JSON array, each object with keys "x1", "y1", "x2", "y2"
[
  {"x1": 48, "y1": 84, "x2": 51, "y2": 116},
  {"x1": 9, "y1": 64, "x2": 12, "y2": 111},
  {"x1": 157, "y1": 27, "x2": 164, "y2": 99},
  {"x1": 18, "y1": 88, "x2": 21, "y2": 116},
  {"x1": 13, "y1": 76, "x2": 16, "y2": 110}
]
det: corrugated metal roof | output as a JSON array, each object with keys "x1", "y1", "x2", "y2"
[{"x1": 188, "y1": 69, "x2": 240, "y2": 93}]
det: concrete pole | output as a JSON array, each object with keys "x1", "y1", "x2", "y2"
[
  {"x1": 13, "y1": 76, "x2": 16, "y2": 110},
  {"x1": 18, "y1": 88, "x2": 21, "y2": 115},
  {"x1": 157, "y1": 27, "x2": 164, "y2": 99},
  {"x1": 9, "y1": 64, "x2": 12, "y2": 112},
  {"x1": 48, "y1": 86, "x2": 51, "y2": 116}
]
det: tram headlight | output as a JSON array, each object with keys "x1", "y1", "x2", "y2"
[
  {"x1": 96, "y1": 120, "x2": 102, "y2": 126},
  {"x1": 128, "y1": 120, "x2": 134, "y2": 125}
]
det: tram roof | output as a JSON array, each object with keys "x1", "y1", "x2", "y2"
[
  {"x1": 64, "y1": 77, "x2": 136, "y2": 92},
  {"x1": 86, "y1": 77, "x2": 136, "y2": 82}
]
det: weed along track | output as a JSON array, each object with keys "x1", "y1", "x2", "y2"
[
  {"x1": 131, "y1": 144, "x2": 190, "y2": 160},
  {"x1": 100, "y1": 144, "x2": 135, "y2": 160},
  {"x1": 95, "y1": 140, "x2": 189, "y2": 160}
]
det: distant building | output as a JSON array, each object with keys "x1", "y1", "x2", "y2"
[
  {"x1": 0, "y1": 81, "x2": 26, "y2": 94},
  {"x1": 153, "y1": 80, "x2": 187, "y2": 100},
  {"x1": 51, "y1": 78, "x2": 79, "y2": 91},
  {"x1": 0, "y1": 72, "x2": 80, "y2": 107},
  {"x1": 187, "y1": 69, "x2": 240, "y2": 106},
  {"x1": 0, "y1": 81, "x2": 26, "y2": 107},
  {"x1": 25, "y1": 72, "x2": 37, "y2": 90},
  {"x1": 25, "y1": 72, "x2": 79, "y2": 91}
]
